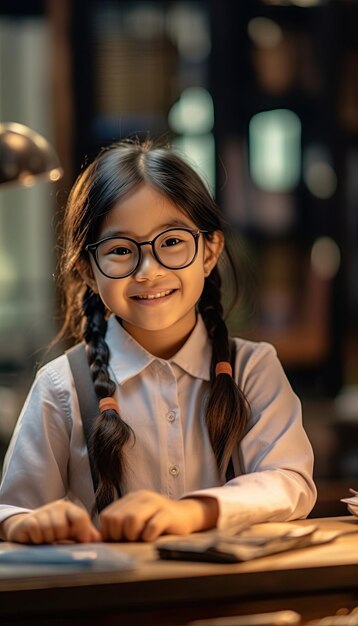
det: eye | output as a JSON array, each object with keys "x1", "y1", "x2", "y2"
[
  {"x1": 111, "y1": 246, "x2": 132, "y2": 256},
  {"x1": 161, "y1": 236, "x2": 182, "y2": 248},
  {"x1": 101, "y1": 242, "x2": 133, "y2": 256}
]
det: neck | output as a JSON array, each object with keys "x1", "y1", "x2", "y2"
[{"x1": 119, "y1": 315, "x2": 197, "y2": 359}]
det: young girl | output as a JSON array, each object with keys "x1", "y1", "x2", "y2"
[{"x1": 0, "y1": 139, "x2": 316, "y2": 544}]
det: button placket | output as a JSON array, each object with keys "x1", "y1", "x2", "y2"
[
  {"x1": 158, "y1": 361, "x2": 184, "y2": 496},
  {"x1": 167, "y1": 410, "x2": 176, "y2": 423}
]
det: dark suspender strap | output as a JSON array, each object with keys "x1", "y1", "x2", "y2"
[
  {"x1": 66, "y1": 344, "x2": 100, "y2": 505},
  {"x1": 67, "y1": 338, "x2": 237, "y2": 505},
  {"x1": 225, "y1": 338, "x2": 237, "y2": 482}
]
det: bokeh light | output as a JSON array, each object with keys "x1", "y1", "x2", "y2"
[
  {"x1": 173, "y1": 134, "x2": 215, "y2": 193},
  {"x1": 168, "y1": 87, "x2": 214, "y2": 135},
  {"x1": 247, "y1": 17, "x2": 283, "y2": 48},
  {"x1": 311, "y1": 237, "x2": 341, "y2": 280},
  {"x1": 304, "y1": 145, "x2": 337, "y2": 199},
  {"x1": 249, "y1": 109, "x2": 301, "y2": 192}
]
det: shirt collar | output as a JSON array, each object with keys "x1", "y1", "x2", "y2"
[
  {"x1": 169, "y1": 315, "x2": 211, "y2": 381},
  {"x1": 106, "y1": 316, "x2": 156, "y2": 384},
  {"x1": 106, "y1": 314, "x2": 211, "y2": 384}
]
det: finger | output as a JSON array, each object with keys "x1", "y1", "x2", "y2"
[
  {"x1": 71, "y1": 516, "x2": 100, "y2": 543},
  {"x1": 65, "y1": 507, "x2": 100, "y2": 543},
  {"x1": 122, "y1": 513, "x2": 147, "y2": 541},
  {"x1": 87, "y1": 524, "x2": 102, "y2": 542},
  {"x1": 7, "y1": 521, "x2": 28, "y2": 544},
  {"x1": 37, "y1": 524, "x2": 56, "y2": 544},
  {"x1": 18, "y1": 517, "x2": 45, "y2": 544},
  {"x1": 99, "y1": 492, "x2": 166, "y2": 541},
  {"x1": 100, "y1": 510, "x2": 124, "y2": 542},
  {"x1": 141, "y1": 510, "x2": 172, "y2": 542},
  {"x1": 48, "y1": 508, "x2": 75, "y2": 542},
  {"x1": 52, "y1": 507, "x2": 101, "y2": 543},
  {"x1": 35, "y1": 510, "x2": 64, "y2": 544},
  {"x1": 9, "y1": 504, "x2": 67, "y2": 544},
  {"x1": 103, "y1": 502, "x2": 159, "y2": 541}
]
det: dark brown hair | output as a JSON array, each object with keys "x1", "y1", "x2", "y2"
[{"x1": 58, "y1": 139, "x2": 249, "y2": 511}]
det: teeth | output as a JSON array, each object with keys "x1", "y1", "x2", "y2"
[{"x1": 136, "y1": 290, "x2": 173, "y2": 300}]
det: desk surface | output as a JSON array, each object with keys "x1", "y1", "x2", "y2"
[{"x1": 1, "y1": 516, "x2": 358, "y2": 626}]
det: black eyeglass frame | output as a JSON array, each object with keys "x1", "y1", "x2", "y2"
[{"x1": 85, "y1": 227, "x2": 209, "y2": 279}]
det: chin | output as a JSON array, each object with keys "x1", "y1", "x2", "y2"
[{"x1": 122, "y1": 317, "x2": 175, "y2": 333}]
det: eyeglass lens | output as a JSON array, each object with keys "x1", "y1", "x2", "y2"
[{"x1": 96, "y1": 229, "x2": 197, "y2": 277}]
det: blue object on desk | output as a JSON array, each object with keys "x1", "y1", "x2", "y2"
[
  {"x1": 0, "y1": 546, "x2": 97, "y2": 565},
  {"x1": 0, "y1": 544, "x2": 136, "y2": 570}
]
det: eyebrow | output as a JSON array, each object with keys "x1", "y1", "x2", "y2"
[{"x1": 99, "y1": 220, "x2": 196, "y2": 240}]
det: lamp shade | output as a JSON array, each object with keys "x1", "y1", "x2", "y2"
[{"x1": 0, "y1": 122, "x2": 63, "y2": 187}]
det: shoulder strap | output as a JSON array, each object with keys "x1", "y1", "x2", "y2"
[
  {"x1": 225, "y1": 338, "x2": 237, "y2": 482},
  {"x1": 66, "y1": 344, "x2": 100, "y2": 504},
  {"x1": 67, "y1": 339, "x2": 237, "y2": 503}
]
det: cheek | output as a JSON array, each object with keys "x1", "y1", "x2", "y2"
[
  {"x1": 185, "y1": 266, "x2": 206, "y2": 299},
  {"x1": 95, "y1": 279, "x2": 125, "y2": 309}
]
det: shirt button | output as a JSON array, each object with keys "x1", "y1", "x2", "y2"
[
  {"x1": 169, "y1": 465, "x2": 180, "y2": 477},
  {"x1": 167, "y1": 411, "x2": 176, "y2": 422}
]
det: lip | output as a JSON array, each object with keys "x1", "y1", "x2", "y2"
[{"x1": 129, "y1": 288, "x2": 177, "y2": 303}]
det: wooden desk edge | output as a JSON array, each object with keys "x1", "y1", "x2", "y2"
[{"x1": 0, "y1": 516, "x2": 357, "y2": 619}]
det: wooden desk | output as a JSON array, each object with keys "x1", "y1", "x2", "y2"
[{"x1": 1, "y1": 517, "x2": 358, "y2": 626}]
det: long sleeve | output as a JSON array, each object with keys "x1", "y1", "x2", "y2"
[
  {"x1": 0, "y1": 317, "x2": 316, "y2": 530},
  {"x1": 0, "y1": 357, "x2": 94, "y2": 524},
  {"x1": 185, "y1": 340, "x2": 317, "y2": 529}
]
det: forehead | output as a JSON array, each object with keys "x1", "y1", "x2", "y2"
[{"x1": 98, "y1": 184, "x2": 197, "y2": 238}]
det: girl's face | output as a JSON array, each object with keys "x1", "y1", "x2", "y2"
[{"x1": 84, "y1": 183, "x2": 224, "y2": 357}]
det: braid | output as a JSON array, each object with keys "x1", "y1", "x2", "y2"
[
  {"x1": 82, "y1": 288, "x2": 134, "y2": 511},
  {"x1": 199, "y1": 268, "x2": 249, "y2": 478}
]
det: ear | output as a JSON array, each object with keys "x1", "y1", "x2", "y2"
[
  {"x1": 76, "y1": 258, "x2": 99, "y2": 294},
  {"x1": 203, "y1": 230, "x2": 225, "y2": 277}
]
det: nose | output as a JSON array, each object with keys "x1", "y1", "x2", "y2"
[{"x1": 133, "y1": 245, "x2": 166, "y2": 281}]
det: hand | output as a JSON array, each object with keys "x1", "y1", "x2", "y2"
[
  {"x1": 99, "y1": 490, "x2": 219, "y2": 542},
  {"x1": 2, "y1": 500, "x2": 101, "y2": 544}
]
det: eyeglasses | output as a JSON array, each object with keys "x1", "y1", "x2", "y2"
[{"x1": 85, "y1": 228, "x2": 208, "y2": 279}]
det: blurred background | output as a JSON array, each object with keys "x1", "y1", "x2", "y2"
[{"x1": 0, "y1": 0, "x2": 357, "y2": 516}]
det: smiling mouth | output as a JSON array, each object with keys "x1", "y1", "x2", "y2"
[{"x1": 132, "y1": 289, "x2": 176, "y2": 300}]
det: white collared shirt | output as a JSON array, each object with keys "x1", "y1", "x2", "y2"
[{"x1": 0, "y1": 315, "x2": 316, "y2": 529}]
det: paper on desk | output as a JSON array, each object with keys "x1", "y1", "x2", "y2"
[
  {"x1": 157, "y1": 523, "x2": 340, "y2": 563},
  {"x1": 0, "y1": 543, "x2": 136, "y2": 571}
]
